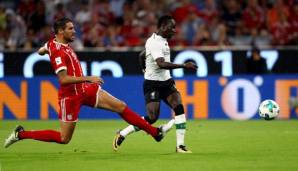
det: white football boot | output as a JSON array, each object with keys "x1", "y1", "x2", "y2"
[
  {"x1": 4, "y1": 125, "x2": 24, "y2": 148},
  {"x1": 176, "y1": 145, "x2": 192, "y2": 153}
]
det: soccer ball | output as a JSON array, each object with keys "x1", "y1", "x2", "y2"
[{"x1": 258, "y1": 99, "x2": 280, "y2": 120}]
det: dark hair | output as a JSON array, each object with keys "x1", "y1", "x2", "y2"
[
  {"x1": 157, "y1": 15, "x2": 173, "y2": 29},
  {"x1": 53, "y1": 17, "x2": 73, "y2": 34},
  {"x1": 252, "y1": 47, "x2": 260, "y2": 54}
]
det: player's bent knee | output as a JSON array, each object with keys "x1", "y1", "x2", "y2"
[
  {"x1": 115, "y1": 101, "x2": 127, "y2": 113},
  {"x1": 120, "y1": 101, "x2": 127, "y2": 108},
  {"x1": 174, "y1": 104, "x2": 184, "y2": 116},
  {"x1": 60, "y1": 136, "x2": 72, "y2": 144}
]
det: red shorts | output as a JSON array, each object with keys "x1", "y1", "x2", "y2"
[{"x1": 58, "y1": 83, "x2": 101, "y2": 122}]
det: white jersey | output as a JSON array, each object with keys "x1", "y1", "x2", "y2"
[{"x1": 144, "y1": 33, "x2": 171, "y2": 81}]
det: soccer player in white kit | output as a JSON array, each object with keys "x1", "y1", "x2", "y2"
[{"x1": 113, "y1": 15, "x2": 197, "y2": 153}]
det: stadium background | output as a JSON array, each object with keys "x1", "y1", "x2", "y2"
[{"x1": 0, "y1": 0, "x2": 298, "y2": 120}]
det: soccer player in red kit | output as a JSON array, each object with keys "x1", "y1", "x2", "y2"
[{"x1": 4, "y1": 17, "x2": 165, "y2": 148}]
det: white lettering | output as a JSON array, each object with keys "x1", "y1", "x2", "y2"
[
  {"x1": 91, "y1": 61, "x2": 123, "y2": 77},
  {"x1": 23, "y1": 52, "x2": 50, "y2": 78},
  {"x1": 261, "y1": 50, "x2": 278, "y2": 70},
  {"x1": 247, "y1": 50, "x2": 278, "y2": 71},
  {"x1": 0, "y1": 53, "x2": 3, "y2": 78},
  {"x1": 214, "y1": 51, "x2": 232, "y2": 76}
]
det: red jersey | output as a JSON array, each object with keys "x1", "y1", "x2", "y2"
[{"x1": 46, "y1": 39, "x2": 86, "y2": 98}]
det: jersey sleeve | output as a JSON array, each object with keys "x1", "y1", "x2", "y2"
[
  {"x1": 43, "y1": 42, "x2": 48, "y2": 51},
  {"x1": 50, "y1": 50, "x2": 67, "y2": 74},
  {"x1": 147, "y1": 40, "x2": 164, "y2": 60}
]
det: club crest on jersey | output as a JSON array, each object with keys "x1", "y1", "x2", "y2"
[
  {"x1": 67, "y1": 114, "x2": 73, "y2": 120},
  {"x1": 55, "y1": 43, "x2": 61, "y2": 50},
  {"x1": 55, "y1": 57, "x2": 62, "y2": 65},
  {"x1": 163, "y1": 48, "x2": 170, "y2": 56},
  {"x1": 150, "y1": 92, "x2": 156, "y2": 99}
]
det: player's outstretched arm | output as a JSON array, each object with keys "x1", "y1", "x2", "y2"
[
  {"x1": 155, "y1": 58, "x2": 198, "y2": 70},
  {"x1": 38, "y1": 43, "x2": 49, "y2": 55},
  {"x1": 184, "y1": 61, "x2": 198, "y2": 70}
]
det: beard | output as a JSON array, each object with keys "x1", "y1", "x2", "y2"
[
  {"x1": 64, "y1": 33, "x2": 75, "y2": 43},
  {"x1": 65, "y1": 36, "x2": 74, "y2": 43},
  {"x1": 166, "y1": 33, "x2": 174, "y2": 39}
]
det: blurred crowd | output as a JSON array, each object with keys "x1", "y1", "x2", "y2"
[{"x1": 0, "y1": 0, "x2": 297, "y2": 50}]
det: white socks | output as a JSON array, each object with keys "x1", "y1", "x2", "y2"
[
  {"x1": 120, "y1": 117, "x2": 176, "y2": 137},
  {"x1": 175, "y1": 114, "x2": 186, "y2": 147},
  {"x1": 119, "y1": 116, "x2": 145, "y2": 137},
  {"x1": 162, "y1": 119, "x2": 175, "y2": 133},
  {"x1": 119, "y1": 125, "x2": 136, "y2": 137}
]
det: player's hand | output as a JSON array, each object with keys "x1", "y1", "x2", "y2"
[
  {"x1": 86, "y1": 76, "x2": 104, "y2": 85},
  {"x1": 184, "y1": 62, "x2": 198, "y2": 71}
]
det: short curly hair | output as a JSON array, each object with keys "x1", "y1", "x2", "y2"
[{"x1": 157, "y1": 15, "x2": 173, "y2": 29}]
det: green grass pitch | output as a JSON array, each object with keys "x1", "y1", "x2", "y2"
[{"x1": 1, "y1": 120, "x2": 298, "y2": 171}]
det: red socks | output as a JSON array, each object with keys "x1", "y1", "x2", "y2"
[
  {"x1": 19, "y1": 130, "x2": 63, "y2": 144},
  {"x1": 120, "y1": 106, "x2": 158, "y2": 137},
  {"x1": 17, "y1": 106, "x2": 158, "y2": 143}
]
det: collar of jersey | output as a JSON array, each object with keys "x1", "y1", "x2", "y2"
[
  {"x1": 153, "y1": 33, "x2": 167, "y2": 41},
  {"x1": 53, "y1": 39, "x2": 69, "y2": 47}
]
